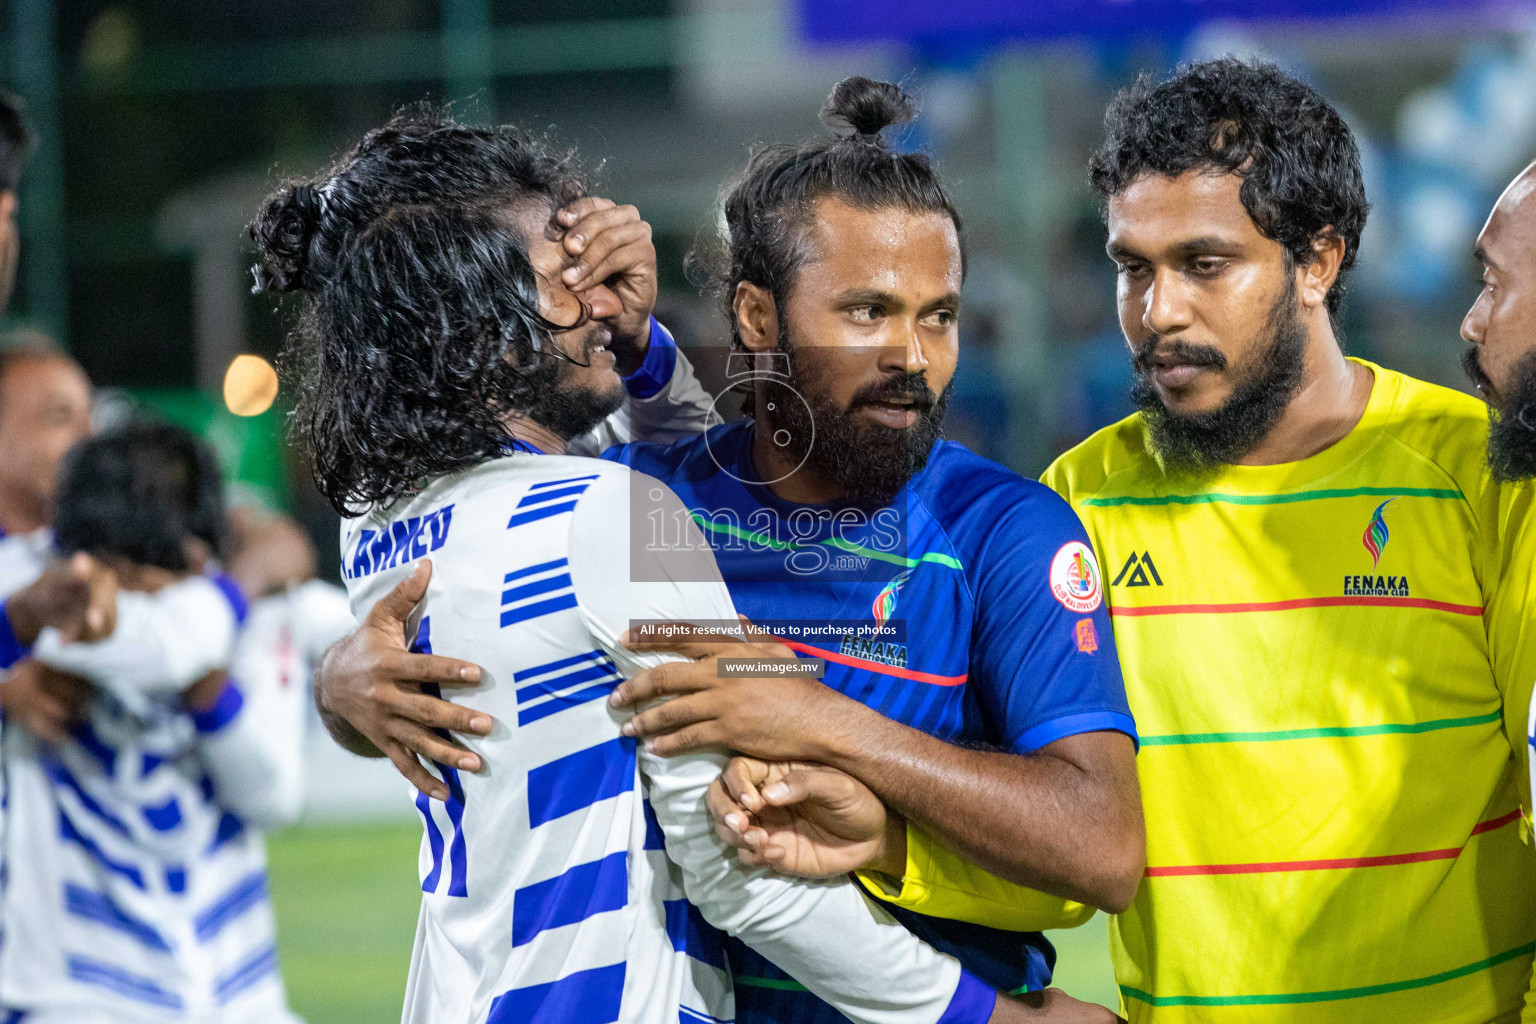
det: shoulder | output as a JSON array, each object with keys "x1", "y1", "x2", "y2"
[
  {"x1": 605, "y1": 420, "x2": 749, "y2": 484},
  {"x1": 916, "y1": 442, "x2": 1091, "y2": 560},
  {"x1": 1367, "y1": 362, "x2": 1490, "y2": 480},
  {"x1": 1041, "y1": 414, "x2": 1152, "y2": 503}
]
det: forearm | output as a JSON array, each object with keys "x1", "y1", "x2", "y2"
[
  {"x1": 642, "y1": 744, "x2": 992, "y2": 1024},
  {"x1": 192, "y1": 677, "x2": 305, "y2": 827},
  {"x1": 820, "y1": 707, "x2": 1143, "y2": 912}
]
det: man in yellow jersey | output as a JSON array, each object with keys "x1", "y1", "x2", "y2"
[
  {"x1": 700, "y1": 59, "x2": 1536, "y2": 1023},
  {"x1": 1463, "y1": 160, "x2": 1536, "y2": 923}
]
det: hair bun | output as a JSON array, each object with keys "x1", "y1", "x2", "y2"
[
  {"x1": 250, "y1": 182, "x2": 324, "y2": 293},
  {"x1": 819, "y1": 77, "x2": 918, "y2": 140}
]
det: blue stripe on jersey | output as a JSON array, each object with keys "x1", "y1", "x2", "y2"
[
  {"x1": 206, "y1": 811, "x2": 245, "y2": 853},
  {"x1": 71, "y1": 721, "x2": 117, "y2": 776},
  {"x1": 1, "y1": 1008, "x2": 24, "y2": 1024},
  {"x1": 140, "y1": 752, "x2": 166, "y2": 777},
  {"x1": 527, "y1": 738, "x2": 636, "y2": 827},
  {"x1": 507, "y1": 502, "x2": 580, "y2": 529},
  {"x1": 58, "y1": 810, "x2": 144, "y2": 889},
  {"x1": 511, "y1": 851, "x2": 628, "y2": 946},
  {"x1": 193, "y1": 870, "x2": 268, "y2": 943},
  {"x1": 680, "y1": 1008, "x2": 734, "y2": 1024},
  {"x1": 487, "y1": 961, "x2": 626, "y2": 1024},
  {"x1": 417, "y1": 786, "x2": 447, "y2": 894},
  {"x1": 505, "y1": 558, "x2": 569, "y2": 584},
  {"x1": 529, "y1": 474, "x2": 600, "y2": 492},
  {"x1": 516, "y1": 484, "x2": 591, "y2": 507},
  {"x1": 64, "y1": 884, "x2": 172, "y2": 952},
  {"x1": 141, "y1": 796, "x2": 182, "y2": 832},
  {"x1": 214, "y1": 943, "x2": 279, "y2": 1004},
  {"x1": 664, "y1": 899, "x2": 729, "y2": 971},
  {"x1": 439, "y1": 758, "x2": 468, "y2": 898},
  {"x1": 164, "y1": 866, "x2": 187, "y2": 894},
  {"x1": 518, "y1": 682, "x2": 619, "y2": 726},
  {"x1": 515, "y1": 659, "x2": 618, "y2": 703},
  {"x1": 501, "y1": 573, "x2": 574, "y2": 605},
  {"x1": 44, "y1": 758, "x2": 131, "y2": 837},
  {"x1": 499, "y1": 559, "x2": 578, "y2": 626},
  {"x1": 642, "y1": 799, "x2": 665, "y2": 851},
  {"x1": 66, "y1": 954, "x2": 184, "y2": 1010},
  {"x1": 501, "y1": 595, "x2": 578, "y2": 628}
]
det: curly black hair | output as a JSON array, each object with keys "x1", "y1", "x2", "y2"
[
  {"x1": 250, "y1": 106, "x2": 591, "y2": 516},
  {"x1": 1089, "y1": 58, "x2": 1368, "y2": 318},
  {"x1": 689, "y1": 76, "x2": 964, "y2": 350},
  {"x1": 54, "y1": 420, "x2": 227, "y2": 574}
]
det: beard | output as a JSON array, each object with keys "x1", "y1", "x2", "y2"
[
  {"x1": 1466, "y1": 345, "x2": 1536, "y2": 482},
  {"x1": 1130, "y1": 278, "x2": 1309, "y2": 472},
  {"x1": 758, "y1": 336, "x2": 952, "y2": 509},
  {"x1": 524, "y1": 323, "x2": 626, "y2": 442}
]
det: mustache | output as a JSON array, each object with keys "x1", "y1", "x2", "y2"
[
  {"x1": 1132, "y1": 339, "x2": 1229, "y2": 376},
  {"x1": 1462, "y1": 347, "x2": 1495, "y2": 398},
  {"x1": 849, "y1": 373, "x2": 938, "y2": 412}
]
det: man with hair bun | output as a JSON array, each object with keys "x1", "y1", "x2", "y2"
[{"x1": 315, "y1": 82, "x2": 1139, "y2": 1022}]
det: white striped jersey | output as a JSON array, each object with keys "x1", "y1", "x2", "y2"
[
  {"x1": 340, "y1": 453, "x2": 994, "y2": 1024},
  {"x1": 0, "y1": 572, "x2": 341, "y2": 1022}
]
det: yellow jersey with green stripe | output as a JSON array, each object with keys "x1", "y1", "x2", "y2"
[{"x1": 1036, "y1": 360, "x2": 1536, "y2": 1021}]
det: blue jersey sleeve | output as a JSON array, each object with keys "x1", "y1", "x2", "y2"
[{"x1": 963, "y1": 482, "x2": 1135, "y2": 753}]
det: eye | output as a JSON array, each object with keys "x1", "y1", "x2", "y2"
[
  {"x1": 849, "y1": 305, "x2": 883, "y2": 324},
  {"x1": 1116, "y1": 261, "x2": 1150, "y2": 279},
  {"x1": 922, "y1": 309, "x2": 957, "y2": 328},
  {"x1": 1190, "y1": 257, "x2": 1227, "y2": 276}
]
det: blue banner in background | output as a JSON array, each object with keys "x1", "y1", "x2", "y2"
[{"x1": 799, "y1": 0, "x2": 1533, "y2": 44}]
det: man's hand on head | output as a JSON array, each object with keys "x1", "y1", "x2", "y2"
[
  {"x1": 8, "y1": 552, "x2": 118, "y2": 646},
  {"x1": 610, "y1": 616, "x2": 869, "y2": 762},
  {"x1": 0, "y1": 659, "x2": 92, "y2": 743},
  {"x1": 554, "y1": 197, "x2": 657, "y2": 361},
  {"x1": 313, "y1": 560, "x2": 492, "y2": 801},
  {"x1": 706, "y1": 756, "x2": 905, "y2": 879}
]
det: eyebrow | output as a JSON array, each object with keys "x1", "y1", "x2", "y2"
[{"x1": 1107, "y1": 236, "x2": 1244, "y2": 261}]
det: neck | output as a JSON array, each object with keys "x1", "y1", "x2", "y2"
[
  {"x1": 501, "y1": 415, "x2": 567, "y2": 457},
  {"x1": 0, "y1": 490, "x2": 46, "y2": 536},
  {"x1": 1235, "y1": 314, "x2": 1373, "y2": 466},
  {"x1": 748, "y1": 381, "x2": 845, "y2": 504}
]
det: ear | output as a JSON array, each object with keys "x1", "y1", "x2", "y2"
[
  {"x1": 732, "y1": 281, "x2": 779, "y2": 353},
  {"x1": 1297, "y1": 228, "x2": 1346, "y2": 310}
]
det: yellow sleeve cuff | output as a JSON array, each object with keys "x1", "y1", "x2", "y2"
[{"x1": 856, "y1": 823, "x2": 1096, "y2": 933}]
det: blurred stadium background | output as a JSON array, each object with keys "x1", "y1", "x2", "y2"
[{"x1": 5, "y1": 0, "x2": 1536, "y2": 1017}]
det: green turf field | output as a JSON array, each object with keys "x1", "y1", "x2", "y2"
[{"x1": 267, "y1": 822, "x2": 1120, "y2": 1022}]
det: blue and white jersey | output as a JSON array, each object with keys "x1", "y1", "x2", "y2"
[
  {"x1": 340, "y1": 454, "x2": 994, "y2": 1024},
  {"x1": 0, "y1": 576, "x2": 327, "y2": 1023}
]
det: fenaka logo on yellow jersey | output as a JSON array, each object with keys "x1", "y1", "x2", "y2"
[
  {"x1": 1345, "y1": 500, "x2": 1409, "y2": 596},
  {"x1": 1050, "y1": 541, "x2": 1103, "y2": 613}
]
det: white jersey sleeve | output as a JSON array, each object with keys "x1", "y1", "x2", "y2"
[
  {"x1": 32, "y1": 574, "x2": 242, "y2": 709},
  {"x1": 568, "y1": 320, "x2": 719, "y2": 457},
  {"x1": 568, "y1": 471, "x2": 988, "y2": 1024},
  {"x1": 191, "y1": 590, "x2": 318, "y2": 828}
]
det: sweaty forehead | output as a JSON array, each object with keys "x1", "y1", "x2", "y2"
[
  {"x1": 1484, "y1": 165, "x2": 1536, "y2": 264},
  {"x1": 797, "y1": 198, "x2": 961, "y2": 292},
  {"x1": 1106, "y1": 170, "x2": 1268, "y2": 253}
]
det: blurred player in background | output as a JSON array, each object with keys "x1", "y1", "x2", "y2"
[
  {"x1": 0, "y1": 422, "x2": 335, "y2": 1023},
  {"x1": 253, "y1": 107, "x2": 1068, "y2": 1024},
  {"x1": 736, "y1": 59, "x2": 1536, "y2": 1022},
  {"x1": 312, "y1": 80, "x2": 1140, "y2": 1023}
]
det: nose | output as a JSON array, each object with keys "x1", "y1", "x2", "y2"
[
  {"x1": 1143, "y1": 269, "x2": 1194, "y2": 338},
  {"x1": 1460, "y1": 289, "x2": 1489, "y2": 346},
  {"x1": 876, "y1": 317, "x2": 930, "y2": 375},
  {"x1": 579, "y1": 281, "x2": 622, "y2": 324}
]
